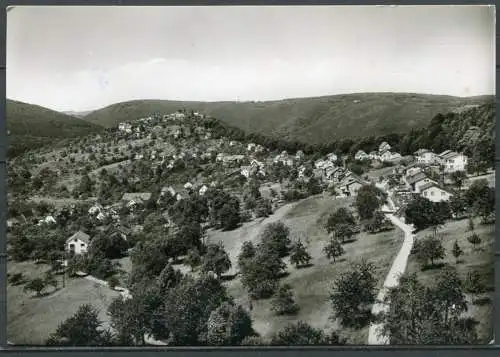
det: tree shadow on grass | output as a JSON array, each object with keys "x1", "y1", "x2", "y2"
[
  {"x1": 421, "y1": 262, "x2": 446, "y2": 272},
  {"x1": 278, "y1": 271, "x2": 291, "y2": 279},
  {"x1": 473, "y1": 296, "x2": 492, "y2": 306},
  {"x1": 342, "y1": 309, "x2": 374, "y2": 330},
  {"x1": 220, "y1": 273, "x2": 238, "y2": 282},
  {"x1": 294, "y1": 262, "x2": 314, "y2": 269}
]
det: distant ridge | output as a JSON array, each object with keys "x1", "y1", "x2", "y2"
[
  {"x1": 62, "y1": 109, "x2": 95, "y2": 118},
  {"x1": 6, "y1": 99, "x2": 103, "y2": 157},
  {"x1": 82, "y1": 92, "x2": 493, "y2": 144}
]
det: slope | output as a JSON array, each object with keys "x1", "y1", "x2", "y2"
[
  {"x1": 6, "y1": 99, "x2": 103, "y2": 157},
  {"x1": 83, "y1": 93, "x2": 493, "y2": 144}
]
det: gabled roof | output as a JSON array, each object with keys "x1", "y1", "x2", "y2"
[
  {"x1": 414, "y1": 148, "x2": 430, "y2": 156},
  {"x1": 440, "y1": 150, "x2": 460, "y2": 160},
  {"x1": 115, "y1": 225, "x2": 132, "y2": 236},
  {"x1": 66, "y1": 231, "x2": 90, "y2": 244},
  {"x1": 406, "y1": 171, "x2": 428, "y2": 185},
  {"x1": 121, "y1": 192, "x2": 152, "y2": 203},
  {"x1": 339, "y1": 172, "x2": 367, "y2": 188},
  {"x1": 419, "y1": 182, "x2": 453, "y2": 195}
]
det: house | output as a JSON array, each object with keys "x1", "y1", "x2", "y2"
[
  {"x1": 298, "y1": 165, "x2": 307, "y2": 178},
  {"x1": 88, "y1": 203, "x2": 103, "y2": 215},
  {"x1": 161, "y1": 186, "x2": 177, "y2": 198},
  {"x1": 240, "y1": 166, "x2": 251, "y2": 178},
  {"x1": 355, "y1": 150, "x2": 369, "y2": 161},
  {"x1": 7, "y1": 218, "x2": 20, "y2": 229},
  {"x1": 250, "y1": 159, "x2": 265, "y2": 169},
  {"x1": 405, "y1": 172, "x2": 437, "y2": 193},
  {"x1": 255, "y1": 144, "x2": 265, "y2": 153},
  {"x1": 380, "y1": 151, "x2": 402, "y2": 162},
  {"x1": 273, "y1": 151, "x2": 294, "y2": 166},
  {"x1": 415, "y1": 149, "x2": 438, "y2": 165},
  {"x1": 327, "y1": 153, "x2": 338, "y2": 163},
  {"x1": 315, "y1": 160, "x2": 327, "y2": 169},
  {"x1": 118, "y1": 123, "x2": 133, "y2": 133},
  {"x1": 392, "y1": 164, "x2": 405, "y2": 175},
  {"x1": 184, "y1": 182, "x2": 194, "y2": 190},
  {"x1": 296, "y1": 150, "x2": 305, "y2": 160},
  {"x1": 325, "y1": 166, "x2": 341, "y2": 181},
  {"x1": 405, "y1": 163, "x2": 422, "y2": 177},
  {"x1": 420, "y1": 182, "x2": 453, "y2": 203},
  {"x1": 121, "y1": 192, "x2": 152, "y2": 207},
  {"x1": 379, "y1": 141, "x2": 392, "y2": 154},
  {"x1": 223, "y1": 155, "x2": 245, "y2": 165},
  {"x1": 113, "y1": 225, "x2": 131, "y2": 241},
  {"x1": 247, "y1": 143, "x2": 257, "y2": 151},
  {"x1": 38, "y1": 215, "x2": 57, "y2": 226},
  {"x1": 338, "y1": 174, "x2": 366, "y2": 197},
  {"x1": 66, "y1": 231, "x2": 90, "y2": 255},
  {"x1": 439, "y1": 151, "x2": 468, "y2": 173},
  {"x1": 369, "y1": 151, "x2": 380, "y2": 161},
  {"x1": 199, "y1": 185, "x2": 208, "y2": 196},
  {"x1": 96, "y1": 212, "x2": 107, "y2": 221}
]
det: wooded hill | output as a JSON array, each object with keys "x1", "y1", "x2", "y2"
[{"x1": 83, "y1": 93, "x2": 492, "y2": 144}]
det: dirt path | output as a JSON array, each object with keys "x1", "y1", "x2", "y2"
[
  {"x1": 81, "y1": 274, "x2": 166, "y2": 346},
  {"x1": 367, "y1": 214, "x2": 415, "y2": 345}
]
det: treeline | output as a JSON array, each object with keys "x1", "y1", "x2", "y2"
[{"x1": 203, "y1": 100, "x2": 495, "y2": 163}]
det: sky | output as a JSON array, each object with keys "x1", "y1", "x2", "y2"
[{"x1": 6, "y1": 5, "x2": 496, "y2": 112}]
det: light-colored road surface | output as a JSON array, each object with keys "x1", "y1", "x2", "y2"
[
  {"x1": 367, "y1": 213, "x2": 415, "y2": 345},
  {"x1": 81, "y1": 274, "x2": 166, "y2": 345}
]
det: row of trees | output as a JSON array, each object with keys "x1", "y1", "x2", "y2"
[{"x1": 381, "y1": 267, "x2": 481, "y2": 344}]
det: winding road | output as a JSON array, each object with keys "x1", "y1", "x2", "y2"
[{"x1": 367, "y1": 203, "x2": 416, "y2": 345}]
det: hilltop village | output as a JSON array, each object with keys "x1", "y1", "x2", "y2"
[{"x1": 7, "y1": 109, "x2": 495, "y2": 346}]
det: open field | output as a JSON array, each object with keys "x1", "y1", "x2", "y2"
[
  {"x1": 405, "y1": 218, "x2": 495, "y2": 343},
  {"x1": 7, "y1": 261, "x2": 120, "y2": 345},
  {"x1": 207, "y1": 193, "x2": 405, "y2": 343}
]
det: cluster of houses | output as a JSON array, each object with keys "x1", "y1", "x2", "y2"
[
  {"x1": 355, "y1": 142, "x2": 403, "y2": 163},
  {"x1": 395, "y1": 149, "x2": 468, "y2": 203},
  {"x1": 64, "y1": 109, "x2": 475, "y2": 258}
]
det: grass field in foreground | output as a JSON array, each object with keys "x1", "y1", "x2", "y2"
[
  {"x1": 7, "y1": 261, "x2": 121, "y2": 345},
  {"x1": 405, "y1": 218, "x2": 495, "y2": 344},
  {"x1": 217, "y1": 194, "x2": 404, "y2": 344}
]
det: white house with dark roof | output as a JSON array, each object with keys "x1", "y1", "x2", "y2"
[
  {"x1": 379, "y1": 141, "x2": 392, "y2": 154},
  {"x1": 38, "y1": 215, "x2": 57, "y2": 226},
  {"x1": 415, "y1": 149, "x2": 439, "y2": 165},
  {"x1": 355, "y1": 150, "x2": 369, "y2": 161},
  {"x1": 122, "y1": 192, "x2": 152, "y2": 207},
  {"x1": 296, "y1": 150, "x2": 306, "y2": 160},
  {"x1": 66, "y1": 231, "x2": 90, "y2": 255},
  {"x1": 380, "y1": 151, "x2": 402, "y2": 162},
  {"x1": 405, "y1": 172, "x2": 437, "y2": 193},
  {"x1": 338, "y1": 173, "x2": 367, "y2": 197},
  {"x1": 199, "y1": 185, "x2": 208, "y2": 196},
  {"x1": 369, "y1": 151, "x2": 380, "y2": 161},
  {"x1": 439, "y1": 150, "x2": 468, "y2": 173},
  {"x1": 420, "y1": 182, "x2": 453, "y2": 203},
  {"x1": 88, "y1": 203, "x2": 103, "y2": 216},
  {"x1": 327, "y1": 153, "x2": 338, "y2": 163}
]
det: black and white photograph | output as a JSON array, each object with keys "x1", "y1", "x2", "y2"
[{"x1": 5, "y1": 5, "x2": 495, "y2": 346}]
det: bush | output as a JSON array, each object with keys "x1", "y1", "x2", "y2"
[
  {"x1": 107, "y1": 275, "x2": 120, "y2": 290},
  {"x1": 8, "y1": 272, "x2": 25, "y2": 286},
  {"x1": 271, "y1": 284, "x2": 299, "y2": 315}
]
